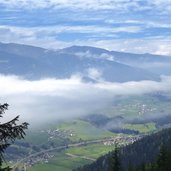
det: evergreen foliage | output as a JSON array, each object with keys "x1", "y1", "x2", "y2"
[
  {"x1": 131, "y1": 145, "x2": 171, "y2": 171},
  {"x1": 109, "y1": 145, "x2": 122, "y2": 171},
  {"x1": 0, "y1": 103, "x2": 28, "y2": 171},
  {"x1": 157, "y1": 145, "x2": 171, "y2": 171}
]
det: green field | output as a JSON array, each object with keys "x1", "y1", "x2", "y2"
[
  {"x1": 24, "y1": 130, "x2": 50, "y2": 145},
  {"x1": 57, "y1": 120, "x2": 115, "y2": 141},
  {"x1": 29, "y1": 164, "x2": 69, "y2": 171},
  {"x1": 66, "y1": 143, "x2": 115, "y2": 158},
  {"x1": 16, "y1": 119, "x2": 116, "y2": 171},
  {"x1": 28, "y1": 143, "x2": 115, "y2": 171},
  {"x1": 124, "y1": 123, "x2": 157, "y2": 133},
  {"x1": 104, "y1": 94, "x2": 171, "y2": 118},
  {"x1": 28, "y1": 153, "x2": 90, "y2": 171}
]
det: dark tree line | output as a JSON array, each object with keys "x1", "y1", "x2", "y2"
[
  {"x1": 128, "y1": 145, "x2": 171, "y2": 171},
  {"x1": 75, "y1": 144, "x2": 171, "y2": 171},
  {"x1": 109, "y1": 145, "x2": 122, "y2": 171},
  {"x1": 74, "y1": 127, "x2": 171, "y2": 171},
  {"x1": 0, "y1": 103, "x2": 28, "y2": 170}
]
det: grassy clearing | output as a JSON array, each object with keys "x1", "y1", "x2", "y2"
[
  {"x1": 66, "y1": 143, "x2": 115, "y2": 158},
  {"x1": 124, "y1": 123, "x2": 156, "y2": 133},
  {"x1": 24, "y1": 130, "x2": 49, "y2": 145},
  {"x1": 28, "y1": 151, "x2": 91, "y2": 171},
  {"x1": 29, "y1": 143, "x2": 115, "y2": 171},
  {"x1": 28, "y1": 163, "x2": 70, "y2": 171},
  {"x1": 57, "y1": 120, "x2": 115, "y2": 141},
  {"x1": 105, "y1": 95, "x2": 165, "y2": 118}
]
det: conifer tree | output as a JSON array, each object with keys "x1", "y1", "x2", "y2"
[
  {"x1": 128, "y1": 162, "x2": 134, "y2": 171},
  {"x1": 0, "y1": 103, "x2": 28, "y2": 171},
  {"x1": 157, "y1": 145, "x2": 171, "y2": 171},
  {"x1": 109, "y1": 144, "x2": 122, "y2": 171}
]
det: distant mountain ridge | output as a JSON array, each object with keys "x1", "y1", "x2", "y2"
[
  {"x1": 1, "y1": 42, "x2": 170, "y2": 82},
  {"x1": 62, "y1": 45, "x2": 171, "y2": 75}
]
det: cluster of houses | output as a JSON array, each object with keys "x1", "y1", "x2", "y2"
[
  {"x1": 138, "y1": 104, "x2": 156, "y2": 115},
  {"x1": 25, "y1": 152, "x2": 54, "y2": 167},
  {"x1": 119, "y1": 102, "x2": 156, "y2": 115},
  {"x1": 103, "y1": 135, "x2": 141, "y2": 146},
  {"x1": 41, "y1": 128, "x2": 75, "y2": 141},
  {"x1": 13, "y1": 153, "x2": 55, "y2": 171}
]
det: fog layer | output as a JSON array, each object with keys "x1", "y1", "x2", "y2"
[{"x1": 1, "y1": 74, "x2": 171, "y2": 124}]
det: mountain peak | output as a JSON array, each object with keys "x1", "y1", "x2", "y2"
[{"x1": 62, "y1": 45, "x2": 110, "y2": 54}]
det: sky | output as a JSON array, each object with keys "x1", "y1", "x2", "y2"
[{"x1": 0, "y1": 0, "x2": 171, "y2": 55}]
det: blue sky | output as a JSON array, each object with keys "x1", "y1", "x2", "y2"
[{"x1": 0, "y1": 0, "x2": 171, "y2": 55}]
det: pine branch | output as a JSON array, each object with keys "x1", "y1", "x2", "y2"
[
  {"x1": 0, "y1": 104, "x2": 8, "y2": 117},
  {"x1": 0, "y1": 115, "x2": 29, "y2": 142},
  {"x1": 0, "y1": 103, "x2": 28, "y2": 169}
]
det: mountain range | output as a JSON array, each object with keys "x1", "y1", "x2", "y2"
[{"x1": 1, "y1": 42, "x2": 171, "y2": 82}]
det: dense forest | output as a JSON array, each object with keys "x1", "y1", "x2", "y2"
[{"x1": 74, "y1": 127, "x2": 171, "y2": 171}]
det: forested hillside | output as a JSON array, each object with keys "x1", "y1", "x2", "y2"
[{"x1": 74, "y1": 127, "x2": 171, "y2": 171}]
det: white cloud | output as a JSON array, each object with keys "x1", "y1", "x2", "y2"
[
  {"x1": 140, "y1": 1, "x2": 171, "y2": 13},
  {"x1": 75, "y1": 51, "x2": 114, "y2": 61},
  {"x1": 0, "y1": 25, "x2": 141, "y2": 36},
  {"x1": 0, "y1": 0, "x2": 141, "y2": 10},
  {"x1": 0, "y1": 25, "x2": 144, "y2": 52},
  {"x1": 154, "y1": 44, "x2": 171, "y2": 56},
  {"x1": 1, "y1": 0, "x2": 171, "y2": 13},
  {"x1": 0, "y1": 25, "x2": 141, "y2": 47},
  {"x1": 87, "y1": 68, "x2": 102, "y2": 80},
  {"x1": 1, "y1": 74, "x2": 171, "y2": 125},
  {"x1": 1, "y1": 25, "x2": 171, "y2": 55},
  {"x1": 151, "y1": 0, "x2": 171, "y2": 7},
  {"x1": 85, "y1": 38, "x2": 171, "y2": 56}
]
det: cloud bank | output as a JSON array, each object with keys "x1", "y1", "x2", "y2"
[
  {"x1": 1, "y1": 0, "x2": 171, "y2": 55},
  {"x1": 0, "y1": 0, "x2": 171, "y2": 12},
  {"x1": 1, "y1": 74, "x2": 171, "y2": 125}
]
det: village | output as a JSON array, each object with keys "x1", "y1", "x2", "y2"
[
  {"x1": 41, "y1": 128, "x2": 75, "y2": 141},
  {"x1": 103, "y1": 134, "x2": 141, "y2": 146},
  {"x1": 13, "y1": 132, "x2": 141, "y2": 171},
  {"x1": 118, "y1": 102, "x2": 157, "y2": 115}
]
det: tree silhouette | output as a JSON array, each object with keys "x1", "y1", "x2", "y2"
[
  {"x1": 109, "y1": 144, "x2": 122, "y2": 171},
  {"x1": 0, "y1": 103, "x2": 28, "y2": 170},
  {"x1": 157, "y1": 145, "x2": 171, "y2": 171}
]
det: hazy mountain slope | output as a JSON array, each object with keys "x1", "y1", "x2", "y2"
[
  {"x1": 0, "y1": 42, "x2": 45, "y2": 59},
  {"x1": 63, "y1": 45, "x2": 171, "y2": 75},
  {"x1": 0, "y1": 42, "x2": 160, "y2": 82}
]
